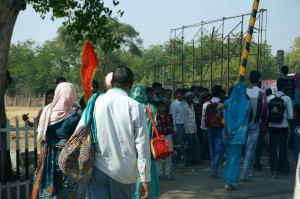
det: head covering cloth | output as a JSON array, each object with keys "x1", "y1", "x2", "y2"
[
  {"x1": 130, "y1": 85, "x2": 148, "y2": 104},
  {"x1": 37, "y1": 82, "x2": 76, "y2": 143}
]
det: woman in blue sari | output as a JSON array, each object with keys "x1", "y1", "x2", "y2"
[
  {"x1": 31, "y1": 82, "x2": 81, "y2": 199},
  {"x1": 222, "y1": 82, "x2": 251, "y2": 191},
  {"x1": 130, "y1": 85, "x2": 160, "y2": 199}
]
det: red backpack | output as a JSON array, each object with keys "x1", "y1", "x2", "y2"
[{"x1": 205, "y1": 101, "x2": 223, "y2": 128}]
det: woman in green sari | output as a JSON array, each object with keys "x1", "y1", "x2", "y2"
[{"x1": 130, "y1": 84, "x2": 160, "y2": 199}]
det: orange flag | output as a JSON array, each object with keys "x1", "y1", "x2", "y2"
[{"x1": 81, "y1": 40, "x2": 99, "y2": 101}]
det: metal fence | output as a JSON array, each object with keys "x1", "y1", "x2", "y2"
[{"x1": 0, "y1": 118, "x2": 37, "y2": 199}]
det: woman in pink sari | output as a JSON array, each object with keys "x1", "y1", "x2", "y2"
[{"x1": 31, "y1": 82, "x2": 81, "y2": 199}]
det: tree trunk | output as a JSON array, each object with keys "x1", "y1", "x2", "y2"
[{"x1": 0, "y1": 0, "x2": 25, "y2": 183}]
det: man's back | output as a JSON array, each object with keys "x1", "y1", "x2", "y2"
[
  {"x1": 247, "y1": 86, "x2": 264, "y2": 123},
  {"x1": 93, "y1": 88, "x2": 150, "y2": 184}
]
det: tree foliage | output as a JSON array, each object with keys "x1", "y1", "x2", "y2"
[
  {"x1": 287, "y1": 36, "x2": 300, "y2": 72},
  {"x1": 27, "y1": 0, "x2": 124, "y2": 53},
  {"x1": 8, "y1": 29, "x2": 280, "y2": 97},
  {"x1": 8, "y1": 22, "x2": 145, "y2": 96}
]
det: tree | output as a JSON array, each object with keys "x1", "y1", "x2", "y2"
[
  {"x1": 118, "y1": 23, "x2": 143, "y2": 56},
  {"x1": 0, "y1": 0, "x2": 124, "y2": 183},
  {"x1": 287, "y1": 36, "x2": 300, "y2": 73},
  {"x1": 7, "y1": 22, "x2": 144, "y2": 97},
  {"x1": 8, "y1": 40, "x2": 38, "y2": 96}
]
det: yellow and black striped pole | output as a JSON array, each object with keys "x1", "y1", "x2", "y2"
[{"x1": 238, "y1": 0, "x2": 260, "y2": 82}]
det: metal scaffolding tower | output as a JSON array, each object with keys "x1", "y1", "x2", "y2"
[{"x1": 153, "y1": 9, "x2": 267, "y2": 92}]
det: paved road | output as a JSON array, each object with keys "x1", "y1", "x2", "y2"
[{"x1": 158, "y1": 153, "x2": 295, "y2": 199}]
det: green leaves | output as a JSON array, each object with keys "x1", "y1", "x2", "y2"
[
  {"x1": 7, "y1": 21, "x2": 146, "y2": 97},
  {"x1": 7, "y1": 40, "x2": 38, "y2": 96},
  {"x1": 287, "y1": 36, "x2": 300, "y2": 73},
  {"x1": 113, "y1": 0, "x2": 120, "y2": 6},
  {"x1": 27, "y1": 0, "x2": 124, "y2": 53}
]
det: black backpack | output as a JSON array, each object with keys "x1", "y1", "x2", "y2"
[{"x1": 268, "y1": 94, "x2": 286, "y2": 123}]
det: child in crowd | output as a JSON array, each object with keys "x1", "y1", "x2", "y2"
[{"x1": 155, "y1": 100, "x2": 175, "y2": 180}]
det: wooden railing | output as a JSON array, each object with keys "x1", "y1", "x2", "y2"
[{"x1": 0, "y1": 118, "x2": 38, "y2": 199}]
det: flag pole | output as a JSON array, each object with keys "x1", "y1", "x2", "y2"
[
  {"x1": 237, "y1": 0, "x2": 260, "y2": 82},
  {"x1": 81, "y1": 40, "x2": 107, "y2": 101}
]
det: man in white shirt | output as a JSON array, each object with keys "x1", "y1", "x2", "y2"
[
  {"x1": 267, "y1": 78, "x2": 293, "y2": 178},
  {"x1": 184, "y1": 91, "x2": 201, "y2": 166},
  {"x1": 170, "y1": 88, "x2": 185, "y2": 166},
  {"x1": 81, "y1": 66, "x2": 151, "y2": 199}
]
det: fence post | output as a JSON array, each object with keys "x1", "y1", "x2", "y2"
[
  {"x1": 16, "y1": 118, "x2": 21, "y2": 199},
  {"x1": 0, "y1": 117, "x2": 37, "y2": 198},
  {"x1": 33, "y1": 118, "x2": 38, "y2": 170},
  {"x1": 24, "y1": 119, "x2": 30, "y2": 199},
  {"x1": 0, "y1": 119, "x2": 9, "y2": 184}
]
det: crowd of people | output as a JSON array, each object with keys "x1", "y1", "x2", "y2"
[{"x1": 26, "y1": 65, "x2": 300, "y2": 198}]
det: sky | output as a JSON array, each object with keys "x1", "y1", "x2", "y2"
[{"x1": 11, "y1": 0, "x2": 300, "y2": 55}]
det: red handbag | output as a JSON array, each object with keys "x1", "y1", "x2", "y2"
[{"x1": 146, "y1": 105, "x2": 172, "y2": 159}]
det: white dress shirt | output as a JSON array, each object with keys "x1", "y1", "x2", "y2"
[
  {"x1": 184, "y1": 103, "x2": 197, "y2": 134},
  {"x1": 267, "y1": 90, "x2": 293, "y2": 128},
  {"x1": 76, "y1": 88, "x2": 151, "y2": 184},
  {"x1": 201, "y1": 97, "x2": 222, "y2": 130},
  {"x1": 169, "y1": 99, "x2": 185, "y2": 129}
]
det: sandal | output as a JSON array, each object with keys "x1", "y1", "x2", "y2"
[{"x1": 225, "y1": 184, "x2": 237, "y2": 191}]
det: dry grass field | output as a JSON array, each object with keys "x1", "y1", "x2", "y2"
[{"x1": 6, "y1": 106, "x2": 42, "y2": 124}]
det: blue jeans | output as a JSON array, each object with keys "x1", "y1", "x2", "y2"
[
  {"x1": 184, "y1": 133, "x2": 201, "y2": 166},
  {"x1": 174, "y1": 124, "x2": 185, "y2": 165},
  {"x1": 86, "y1": 167, "x2": 135, "y2": 199},
  {"x1": 254, "y1": 128, "x2": 265, "y2": 167},
  {"x1": 207, "y1": 128, "x2": 224, "y2": 176},
  {"x1": 241, "y1": 123, "x2": 260, "y2": 179},
  {"x1": 223, "y1": 139, "x2": 243, "y2": 186}
]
